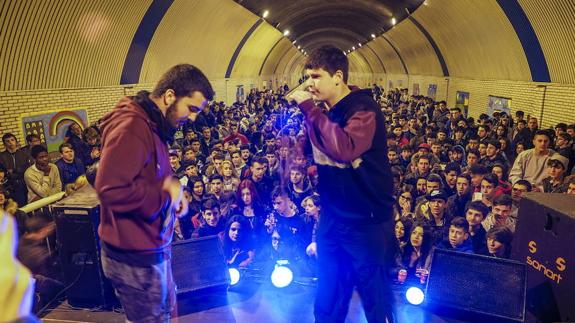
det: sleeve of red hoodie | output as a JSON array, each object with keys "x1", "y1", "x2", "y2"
[
  {"x1": 298, "y1": 99, "x2": 376, "y2": 163},
  {"x1": 96, "y1": 126, "x2": 170, "y2": 221}
]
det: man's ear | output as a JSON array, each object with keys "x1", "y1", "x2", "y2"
[
  {"x1": 164, "y1": 89, "x2": 176, "y2": 105},
  {"x1": 334, "y1": 70, "x2": 345, "y2": 85}
]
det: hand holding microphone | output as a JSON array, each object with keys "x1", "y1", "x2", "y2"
[{"x1": 287, "y1": 90, "x2": 313, "y2": 105}]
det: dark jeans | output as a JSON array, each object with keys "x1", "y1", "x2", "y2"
[
  {"x1": 101, "y1": 250, "x2": 176, "y2": 323},
  {"x1": 314, "y1": 218, "x2": 396, "y2": 323}
]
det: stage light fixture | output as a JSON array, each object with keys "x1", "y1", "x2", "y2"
[
  {"x1": 406, "y1": 287, "x2": 425, "y2": 305},
  {"x1": 371, "y1": 34, "x2": 376, "y2": 39},
  {"x1": 283, "y1": 30, "x2": 290, "y2": 36},
  {"x1": 391, "y1": 17, "x2": 397, "y2": 25},
  {"x1": 262, "y1": 10, "x2": 269, "y2": 18},
  {"x1": 271, "y1": 262, "x2": 293, "y2": 288},
  {"x1": 229, "y1": 268, "x2": 240, "y2": 286}
]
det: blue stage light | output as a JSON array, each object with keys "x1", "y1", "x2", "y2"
[
  {"x1": 406, "y1": 287, "x2": 425, "y2": 305},
  {"x1": 229, "y1": 268, "x2": 240, "y2": 286},
  {"x1": 271, "y1": 265, "x2": 293, "y2": 288}
]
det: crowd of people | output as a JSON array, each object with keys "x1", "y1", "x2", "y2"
[{"x1": 2, "y1": 82, "x2": 575, "y2": 290}]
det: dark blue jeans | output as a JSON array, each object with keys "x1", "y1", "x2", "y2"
[
  {"x1": 314, "y1": 219, "x2": 396, "y2": 323},
  {"x1": 101, "y1": 250, "x2": 176, "y2": 323}
]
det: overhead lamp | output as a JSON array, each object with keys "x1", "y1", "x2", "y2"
[
  {"x1": 358, "y1": 43, "x2": 362, "y2": 47},
  {"x1": 391, "y1": 17, "x2": 397, "y2": 25},
  {"x1": 371, "y1": 33, "x2": 376, "y2": 39},
  {"x1": 297, "y1": 45, "x2": 301, "y2": 49},
  {"x1": 262, "y1": 10, "x2": 269, "y2": 18},
  {"x1": 283, "y1": 30, "x2": 290, "y2": 36},
  {"x1": 292, "y1": 40, "x2": 296, "y2": 44},
  {"x1": 352, "y1": 46, "x2": 355, "y2": 50}
]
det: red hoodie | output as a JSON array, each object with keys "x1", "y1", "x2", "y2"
[{"x1": 95, "y1": 96, "x2": 173, "y2": 262}]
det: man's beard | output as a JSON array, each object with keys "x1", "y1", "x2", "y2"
[{"x1": 165, "y1": 103, "x2": 182, "y2": 128}]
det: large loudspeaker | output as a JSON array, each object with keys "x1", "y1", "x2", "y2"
[
  {"x1": 426, "y1": 249, "x2": 526, "y2": 322},
  {"x1": 511, "y1": 193, "x2": 575, "y2": 323},
  {"x1": 171, "y1": 235, "x2": 230, "y2": 294},
  {"x1": 51, "y1": 186, "x2": 115, "y2": 307}
]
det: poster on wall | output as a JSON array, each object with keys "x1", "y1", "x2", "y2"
[
  {"x1": 487, "y1": 95, "x2": 511, "y2": 116},
  {"x1": 455, "y1": 91, "x2": 470, "y2": 117},
  {"x1": 412, "y1": 83, "x2": 420, "y2": 96},
  {"x1": 428, "y1": 84, "x2": 437, "y2": 100},
  {"x1": 21, "y1": 109, "x2": 89, "y2": 153},
  {"x1": 236, "y1": 85, "x2": 245, "y2": 103}
]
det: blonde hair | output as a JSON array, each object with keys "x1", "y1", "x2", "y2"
[{"x1": 221, "y1": 160, "x2": 239, "y2": 178}]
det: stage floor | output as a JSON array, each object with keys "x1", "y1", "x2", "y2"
[{"x1": 42, "y1": 280, "x2": 465, "y2": 323}]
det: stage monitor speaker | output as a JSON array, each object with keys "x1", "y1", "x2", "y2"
[
  {"x1": 511, "y1": 193, "x2": 575, "y2": 323},
  {"x1": 51, "y1": 186, "x2": 116, "y2": 308},
  {"x1": 171, "y1": 235, "x2": 230, "y2": 294},
  {"x1": 426, "y1": 249, "x2": 526, "y2": 322}
]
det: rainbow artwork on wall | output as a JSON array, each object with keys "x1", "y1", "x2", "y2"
[{"x1": 21, "y1": 109, "x2": 89, "y2": 153}]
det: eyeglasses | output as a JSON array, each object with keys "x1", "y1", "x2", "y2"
[{"x1": 399, "y1": 195, "x2": 412, "y2": 201}]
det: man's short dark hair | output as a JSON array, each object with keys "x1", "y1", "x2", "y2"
[
  {"x1": 200, "y1": 198, "x2": 219, "y2": 212},
  {"x1": 152, "y1": 64, "x2": 214, "y2": 100},
  {"x1": 26, "y1": 134, "x2": 40, "y2": 143},
  {"x1": 304, "y1": 45, "x2": 349, "y2": 83},
  {"x1": 457, "y1": 173, "x2": 471, "y2": 183},
  {"x1": 59, "y1": 143, "x2": 73, "y2": 153},
  {"x1": 556, "y1": 123, "x2": 568, "y2": 132},
  {"x1": 514, "y1": 180, "x2": 532, "y2": 191},
  {"x1": 444, "y1": 162, "x2": 461, "y2": 175},
  {"x1": 209, "y1": 173, "x2": 223, "y2": 183},
  {"x1": 251, "y1": 157, "x2": 268, "y2": 166},
  {"x1": 466, "y1": 201, "x2": 490, "y2": 217},
  {"x1": 450, "y1": 217, "x2": 469, "y2": 233},
  {"x1": 31, "y1": 145, "x2": 48, "y2": 159},
  {"x1": 534, "y1": 129, "x2": 551, "y2": 140},
  {"x1": 427, "y1": 174, "x2": 444, "y2": 186},
  {"x1": 493, "y1": 194, "x2": 513, "y2": 208},
  {"x1": 2, "y1": 133, "x2": 16, "y2": 144},
  {"x1": 516, "y1": 110, "x2": 524, "y2": 117},
  {"x1": 271, "y1": 186, "x2": 293, "y2": 201},
  {"x1": 469, "y1": 164, "x2": 489, "y2": 175},
  {"x1": 486, "y1": 139, "x2": 501, "y2": 150}
]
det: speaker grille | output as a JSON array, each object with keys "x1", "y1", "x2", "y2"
[
  {"x1": 171, "y1": 236, "x2": 230, "y2": 293},
  {"x1": 426, "y1": 249, "x2": 526, "y2": 321}
]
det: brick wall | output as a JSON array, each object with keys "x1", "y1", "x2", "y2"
[
  {"x1": 384, "y1": 74, "x2": 575, "y2": 128},
  {"x1": 0, "y1": 76, "x2": 273, "y2": 151}
]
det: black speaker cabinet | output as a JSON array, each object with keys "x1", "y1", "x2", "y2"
[
  {"x1": 426, "y1": 249, "x2": 527, "y2": 322},
  {"x1": 511, "y1": 193, "x2": 575, "y2": 323},
  {"x1": 51, "y1": 186, "x2": 115, "y2": 307},
  {"x1": 171, "y1": 235, "x2": 230, "y2": 294}
]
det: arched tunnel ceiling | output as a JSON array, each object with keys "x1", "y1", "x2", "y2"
[
  {"x1": 1, "y1": 0, "x2": 575, "y2": 93},
  {"x1": 236, "y1": 0, "x2": 424, "y2": 53}
]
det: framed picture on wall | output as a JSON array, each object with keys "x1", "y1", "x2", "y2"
[
  {"x1": 428, "y1": 84, "x2": 437, "y2": 100},
  {"x1": 21, "y1": 109, "x2": 89, "y2": 154},
  {"x1": 456, "y1": 91, "x2": 470, "y2": 117},
  {"x1": 487, "y1": 95, "x2": 511, "y2": 116},
  {"x1": 412, "y1": 83, "x2": 420, "y2": 96}
]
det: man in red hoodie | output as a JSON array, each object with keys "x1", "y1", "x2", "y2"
[{"x1": 96, "y1": 64, "x2": 213, "y2": 322}]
